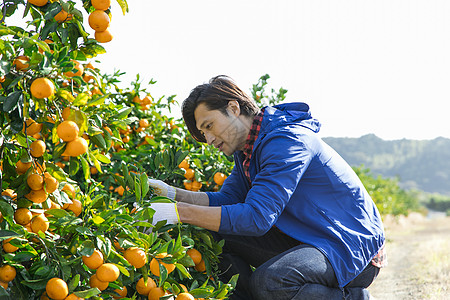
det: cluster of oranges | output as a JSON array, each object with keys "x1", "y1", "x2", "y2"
[
  {"x1": 179, "y1": 159, "x2": 228, "y2": 192},
  {"x1": 133, "y1": 94, "x2": 153, "y2": 111},
  {"x1": 88, "y1": 0, "x2": 113, "y2": 43}
]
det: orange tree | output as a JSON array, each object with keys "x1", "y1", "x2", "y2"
[{"x1": 0, "y1": 0, "x2": 238, "y2": 299}]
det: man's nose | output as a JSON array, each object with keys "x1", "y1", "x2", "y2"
[{"x1": 205, "y1": 132, "x2": 215, "y2": 145}]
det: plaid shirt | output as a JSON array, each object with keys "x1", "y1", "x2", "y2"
[{"x1": 241, "y1": 108, "x2": 387, "y2": 268}]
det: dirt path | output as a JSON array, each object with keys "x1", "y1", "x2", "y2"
[{"x1": 368, "y1": 213, "x2": 450, "y2": 300}]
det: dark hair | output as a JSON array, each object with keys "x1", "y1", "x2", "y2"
[{"x1": 182, "y1": 75, "x2": 260, "y2": 142}]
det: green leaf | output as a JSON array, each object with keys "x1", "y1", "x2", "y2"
[
  {"x1": 12, "y1": 251, "x2": 36, "y2": 262},
  {"x1": 0, "y1": 230, "x2": 19, "y2": 240},
  {"x1": 140, "y1": 173, "x2": 149, "y2": 199},
  {"x1": 116, "y1": 0, "x2": 129, "y2": 15},
  {"x1": 80, "y1": 156, "x2": 90, "y2": 180},
  {"x1": 74, "y1": 288, "x2": 101, "y2": 298},
  {"x1": 68, "y1": 274, "x2": 80, "y2": 292},
  {"x1": 40, "y1": 21, "x2": 58, "y2": 40},
  {"x1": 87, "y1": 94, "x2": 108, "y2": 107},
  {"x1": 90, "y1": 134, "x2": 106, "y2": 150},
  {"x1": 115, "y1": 107, "x2": 132, "y2": 119},
  {"x1": 58, "y1": 89, "x2": 75, "y2": 102},
  {"x1": 134, "y1": 177, "x2": 141, "y2": 202},
  {"x1": 72, "y1": 92, "x2": 90, "y2": 106},
  {"x1": 0, "y1": 201, "x2": 14, "y2": 218},
  {"x1": 75, "y1": 226, "x2": 94, "y2": 236},
  {"x1": 92, "y1": 215, "x2": 105, "y2": 225},
  {"x1": 3, "y1": 91, "x2": 22, "y2": 113}
]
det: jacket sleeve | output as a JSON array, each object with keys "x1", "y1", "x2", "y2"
[
  {"x1": 206, "y1": 163, "x2": 249, "y2": 206},
  {"x1": 219, "y1": 131, "x2": 314, "y2": 236}
]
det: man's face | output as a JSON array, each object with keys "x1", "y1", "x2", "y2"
[{"x1": 194, "y1": 102, "x2": 247, "y2": 156}]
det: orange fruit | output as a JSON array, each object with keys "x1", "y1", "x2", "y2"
[
  {"x1": 82, "y1": 249, "x2": 103, "y2": 269},
  {"x1": 63, "y1": 137, "x2": 88, "y2": 157},
  {"x1": 178, "y1": 159, "x2": 189, "y2": 169},
  {"x1": 177, "y1": 293, "x2": 195, "y2": 300},
  {"x1": 27, "y1": 173, "x2": 44, "y2": 190},
  {"x1": 113, "y1": 286, "x2": 127, "y2": 299},
  {"x1": 149, "y1": 253, "x2": 176, "y2": 277},
  {"x1": 64, "y1": 60, "x2": 84, "y2": 77},
  {"x1": 30, "y1": 140, "x2": 46, "y2": 157},
  {"x1": 114, "y1": 185, "x2": 124, "y2": 196},
  {"x1": 16, "y1": 160, "x2": 32, "y2": 174},
  {"x1": 2, "y1": 238, "x2": 18, "y2": 253},
  {"x1": 139, "y1": 119, "x2": 149, "y2": 128},
  {"x1": 23, "y1": 118, "x2": 42, "y2": 136},
  {"x1": 91, "y1": 0, "x2": 111, "y2": 10},
  {"x1": 13, "y1": 55, "x2": 30, "y2": 71},
  {"x1": 89, "y1": 274, "x2": 108, "y2": 291},
  {"x1": 142, "y1": 96, "x2": 152, "y2": 105},
  {"x1": 135, "y1": 277, "x2": 156, "y2": 295},
  {"x1": 122, "y1": 135, "x2": 130, "y2": 143},
  {"x1": 85, "y1": 62, "x2": 94, "y2": 70},
  {"x1": 28, "y1": 0, "x2": 48, "y2": 6},
  {"x1": 95, "y1": 29, "x2": 113, "y2": 43},
  {"x1": 183, "y1": 168, "x2": 195, "y2": 180},
  {"x1": 57, "y1": 121, "x2": 79, "y2": 142},
  {"x1": 147, "y1": 287, "x2": 167, "y2": 300},
  {"x1": 44, "y1": 174, "x2": 59, "y2": 193},
  {"x1": 191, "y1": 181, "x2": 202, "y2": 191},
  {"x1": 186, "y1": 248, "x2": 202, "y2": 265},
  {"x1": 62, "y1": 107, "x2": 72, "y2": 120},
  {"x1": 88, "y1": 10, "x2": 110, "y2": 31},
  {"x1": 213, "y1": 172, "x2": 227, "y2": 185},
  {"x1": 14, "y1": 208, "x2": 33, "y2": 225},
  {"x1": 0, "y1": 265, "x2": 16, "y2": 282},
  {"x1": 66, "y1": 199, "x2": 82, "y2": 216},
  {"x1": 25, "y1": 188, "x2": 47, "y2": 203},
  {"x1": 1, "y1": 189, "x2": 17, "y2": 201},
  {"x1": 64, "y1": 294, "x2": 83, "y2": 300},
  {"x1": 90, "y1": 166, "x2": 99, "y2": 175},
  {"x1": 194, "y1": 259, "x2": 206, "y2": 273},
  {"x1": 124, "y1": 247, "x2": 147, "y2": 268},
  {"x1": 183, "y1": 181, "x2": 192, "y2": 190},
  {"x1": 46, "y1": 278, "x2": 68, "y2": 300},
  {"x1": 96, "y1": 263, "x2": 120, "y2": 282},
  {"x1": 31, "y1": 214, "x2": 49, "y2": 233},
  {"x1": 30, "y1": 77, "x2": 55, "y2": 99},
  {"x1": 54, "y1": 8, "x2": 68, "y2": 23}
]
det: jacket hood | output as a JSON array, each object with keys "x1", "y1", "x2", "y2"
[{"x1": 261, "y1": 102, "x2": 321, "y2": 134}]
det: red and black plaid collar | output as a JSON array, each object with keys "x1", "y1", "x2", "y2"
[{"x1": 242, "y1": 108, "x2": 264, "y2": 182}]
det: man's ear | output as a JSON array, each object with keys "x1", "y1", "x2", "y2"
[{"x1": 227, "y1": 100, "x2": 240, "y2": 117}]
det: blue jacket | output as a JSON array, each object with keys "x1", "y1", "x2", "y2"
[{"x1": 206, "y1": 102, "x2": 385, "y2": 287}]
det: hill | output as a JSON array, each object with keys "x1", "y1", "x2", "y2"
[{"x1": 322, "y1": 134, "x2": 450, "y2": 195}]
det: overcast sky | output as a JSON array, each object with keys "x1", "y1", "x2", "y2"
[{"x1": 13, "y1": 0, "x2": 450, "y2": 140}]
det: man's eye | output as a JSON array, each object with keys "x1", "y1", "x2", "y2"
[{"x1": 206, "y1": 123, "x2": 212, "y2": 129}]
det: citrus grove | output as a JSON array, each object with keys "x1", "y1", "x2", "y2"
[{"x1": 1, "y1": 1, "x2": 420, "y2": 299}]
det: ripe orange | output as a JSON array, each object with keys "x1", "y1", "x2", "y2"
[
  {"x1": 64, "y1": 294, "x2": 83, "y2": 300},
  {"x1": 122, "y1": 135, "x2": 130, "y2": 143},
  {"x1": 54, "y1": 8, "x2": 68, "y2": 23},
  {"x1": 186, "y1": 248, "x2": 202, "y2": 265},
  {"x1": 14, "y1": 208, "x2": 33, "y2": 225},
  {"x1": 149, "y1": 253, "x2": 176, "y2": 277},
  {"x1": 28, "y1": 0, "x2": 48, "y2": 6},
  {"x1": 142, "y1": 95, "x2": 152, "y2": 105},
  {"x1": 46, "y1": 277, "x2": 68, "y2": 300},
  {"x1": 89, "y1": 274, "x2": 108, "y2": 291},
  {"x1": 95, "y1": 30, "x2": 113, "y2": 43},
  {"x1": 27, "y1": 173, "x2": 44, "y2": 190},
  {"x1": 63, "y1": 137, "x2": 88, "y2": 157},
  {"x1": 183, "y1": 181, "x2": 192, "y2": 190},
  {"x1": 2, "y1": 238, "x2": 18, "y2": 253},
  {"x1": 178, "y1": 159, "x2": 189, "y2": 169},
  {"x1": 23, "y1": 118, "x2": 42, "y2": 136},
  {"x1": 0, "y1": 265, "x2": 16, "y2": 282},
  {"x1": 139, "y1": 119, "x2": 149, "y2": 128},
  {"x1": 62, "y1": 183, "x2": 75, "y2": 199},
  {"x1": 13, "y1": 55, "x2": 30, "y2": 71},
  {"x1": 191, "y1": 181, "x2": 202, "y2": 191},
  {"x1": 88, "y1": 10, "x2": 110, "y2": 31},
  {"x1": 25, "y1": 188, "x2": 47, "y2": 203},
  {"x1": 57, "y1": 121, "x2": 79, "y2": 142},
  {"x1": 16, "y1": 160, "x2": 32, "y2": 174},
  {"x1": 31, "y1": 214, "x2": 50, "y2": 233},
  {"x1": 1, "y1": 189, "x2": 16, "y2": 201},
  {"x1": 91, "y1": 0, "x2": 111, "y2": 10},
  {"x1": 113, "y1": 286, "x2": 127, "y2": 299},
  {"x1": 30, "y1": 140, "x2": 46, "y2": 157},
  {"x1": 96, "y1": 263, "x2": 120, "y2": 282},
  {"x1": 213, "y1": 172, "x2": 227, "y2": 185},
  {"x1": 43, "y1": 173, "x2": 59, "y2": 193},
  {"x1": 177, "y1": 292, "x2": 195, "y2": 300},
  {"x1": 194, "y1": 259, "x2": 206, "y2": 273},
  {"x1": 147, "y1": 287, "x2": 167, "y2": 300},
  {"x1": 64, "y1": 60, "x2": 84, "y2": 77},
  {"x1": 114, "y1": 185, "x2": 125, "y2": 196},
  {"x1": 135, "y1": 277, "x2": 156, "y2": 295},
  {"x1": 66, "y1": 199, "x2": 82, "y2": 216},
  {"x1": 183, "y1": 168, "x2": 195, "y2": 180},
  {"x1": 82, "y1": 249, "x2": 104, "y2": 269},
  {"x1": 124, "y1": 247, "x2": 147, "y2": 268},
  {"x1": 30, "y1": 77, "x2": 55, "y2": 99}
]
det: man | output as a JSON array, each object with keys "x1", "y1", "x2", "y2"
[{"x1": 148, "y1": 75, "x2": 386, "y2": 299}]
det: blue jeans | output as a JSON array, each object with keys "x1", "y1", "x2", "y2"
[{"x1": 211, "y1": 227, "x2": 379, "y2": 300}]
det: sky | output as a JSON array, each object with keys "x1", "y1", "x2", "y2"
[{"x1": 12, "y1": 0, "x2": 450, "y2": 140}]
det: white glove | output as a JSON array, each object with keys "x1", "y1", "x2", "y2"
[
  {"x1": 148, "y1": 179, "x2": 176, "y2": 200},
  {"x1": 149, "y1": 202, "x2": 180, "y2": 226}
]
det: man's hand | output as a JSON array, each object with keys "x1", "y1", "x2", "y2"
[
  {"x1": 149, "y1": 202, "x2": 180, "y2": 225},
  {"x1": 148, "y1": 179, "x2": 176, "y2": 200}
]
